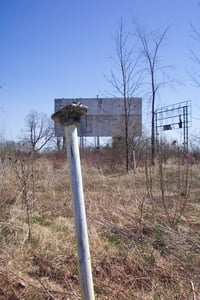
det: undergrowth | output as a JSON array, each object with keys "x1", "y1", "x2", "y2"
[{"x1": 0, "y1": 152, "x2": 200, "y2": 299}]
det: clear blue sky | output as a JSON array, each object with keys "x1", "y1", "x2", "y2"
[{"x1": 0, "y1": 0, "x2": 199, "y2": 141}]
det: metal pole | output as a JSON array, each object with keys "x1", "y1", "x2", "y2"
[
  {"x1": 132, "y1": 149, "x2": 136, "y2": 172},
  {"x1": 185, "y1": 105, "x2": 189, "y2": 152},
  {"x1": 52, "y1": 103, "x2": 95, "y2": 300}
]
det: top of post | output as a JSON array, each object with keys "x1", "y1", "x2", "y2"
[{"x1": 51, "y1": 102, "x2": 88, "y2": 126}]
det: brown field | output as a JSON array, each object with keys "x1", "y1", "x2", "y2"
[{"x1": 0, "y1": 150, "x2": 200, "y2": 299}]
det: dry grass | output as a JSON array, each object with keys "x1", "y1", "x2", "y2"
[{"x1": 0, "y1": 152, "x2": 200, "y2": 299}]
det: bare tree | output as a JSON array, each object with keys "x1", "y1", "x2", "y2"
[
  {"x1": 189, "y1": 23, "x2": 200, "y2": 87},
  {"x1": 22, "y1": 110, "x2": 54, "y2": 152},
  {"x1": 107, "y1": 19, "x2": 142, "y2": 172},
  {"x1": 136, "y1": 25, "x2": 170, "y2": 165}
]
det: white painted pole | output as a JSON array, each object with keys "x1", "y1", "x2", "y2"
[
  {"x1": 132, "y1": 149, "x2": 136, "y2": 173},
  {"x1": 52, "y1": 103, "x2": 95, "y2": 300}
]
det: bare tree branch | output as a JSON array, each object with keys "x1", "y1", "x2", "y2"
[
  {"x1": 106, "y1": 19, "x2": 142, "y2": 171},
  {"x1": 189, "y1": 23, "x2": 200, "y2": 87},
  {"x1": 22, "y1": 110, "x2": 54, "y2": 152},
  {"x1": 136, "y1": 24, "x2": 170, "y2": 165}
]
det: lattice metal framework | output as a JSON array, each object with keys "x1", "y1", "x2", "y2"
[{"x1": 155, "y1": 101, "x2": 192, "y2": 150}]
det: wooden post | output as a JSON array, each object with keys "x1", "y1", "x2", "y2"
[{"x1": 52, "y1": 103, "x2": 95, "y2": 300}]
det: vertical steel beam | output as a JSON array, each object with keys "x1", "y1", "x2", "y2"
[
  {"x1": 183, "y1": 105, "x2": 189, "y2": 152},
  {"x1": 52, "y1": 103, "x2": 95, "y2": 300}
]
